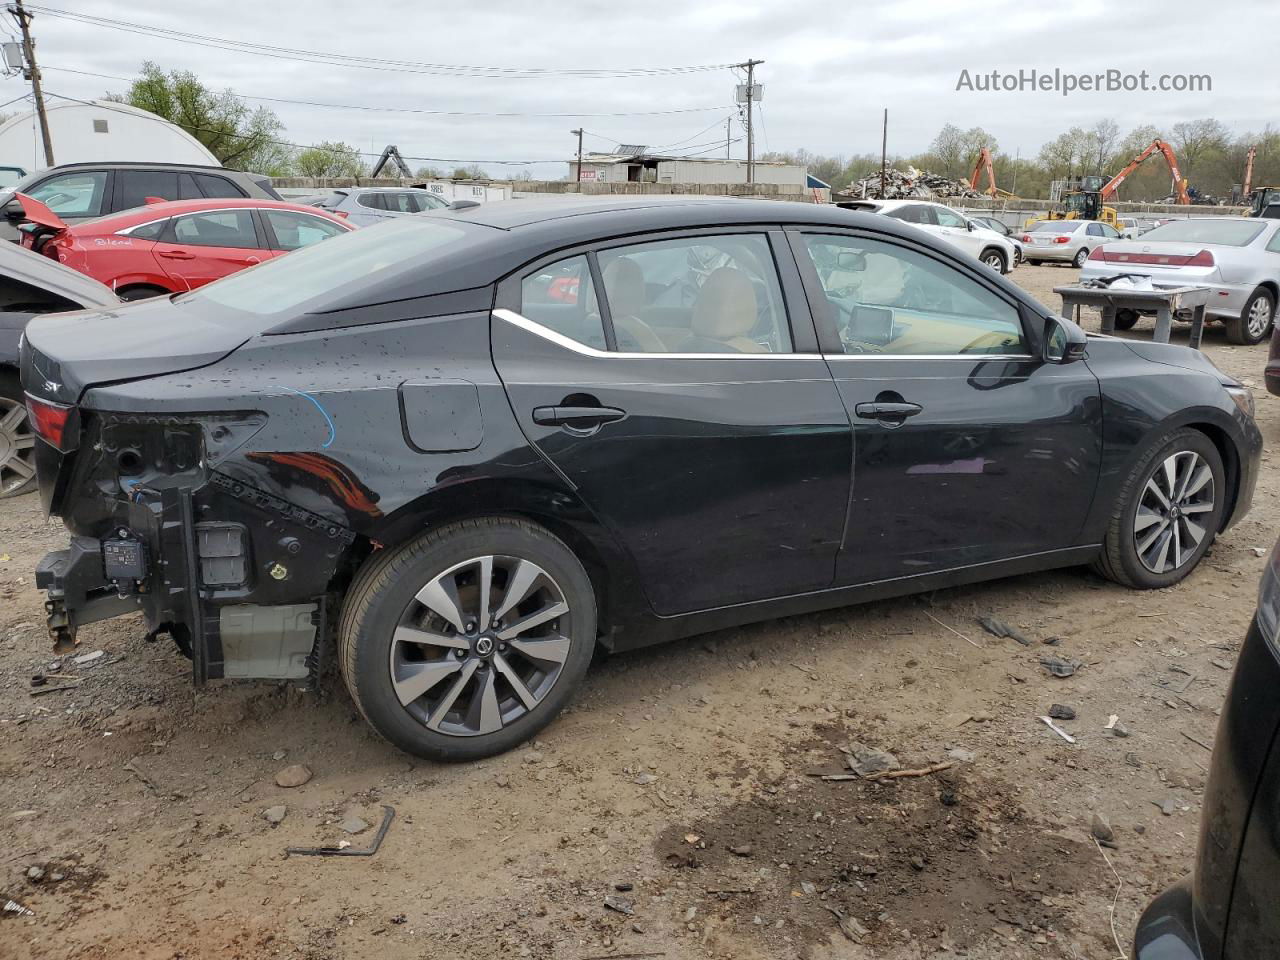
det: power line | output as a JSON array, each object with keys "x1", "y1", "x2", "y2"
[
  {"x1": 41, "y1": 90, "x2": 567, "y2": 166},
  {"x1": 41, "y1": 66, "x2": 737, "y2": 119},
  {"x1": 27, "y1": 5, "x2": 737, "y2": 80}
]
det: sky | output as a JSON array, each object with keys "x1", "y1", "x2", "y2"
[{"x1": 2, "y1": 0, "x2": 1276, "y2": 179}]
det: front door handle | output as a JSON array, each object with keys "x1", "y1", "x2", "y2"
[
  {"x1": 157, "y1": 249, "x2": 195, "y2": 260},
  {"x1": 854, "y1": 401, "x2": 923, "y2": 421},
  {"x1": 533, "y1": 405, "x2": 627, "y2": 427}
]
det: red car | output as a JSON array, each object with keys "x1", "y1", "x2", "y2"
[{"x1": 15, "y1": 195, "x2": 354, "y2": 300}]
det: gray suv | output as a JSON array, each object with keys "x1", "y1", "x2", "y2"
[
  {"x1": 312, "y1": 187, "x2": 449, "y2": 227},
  {"x1": 1, "y1": 162, "x2": 281, "y2": 241}
]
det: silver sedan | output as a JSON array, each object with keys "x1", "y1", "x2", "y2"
[
  {"x1": 1020, "y1": 219, "x2": 1121, "y2": 268},
  {"x1": 1079, "y1": 217, "x2": 1280, "y2": 345}
]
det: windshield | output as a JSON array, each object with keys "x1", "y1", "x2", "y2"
[
  {"x1": 1028, "y1": 221, "x2": 1077, "y2": 233},
  {"x1": 180, "y1": 217, "x2": 469, "y2": 319},
  {"x1": 1139, "y1": 219, "x2": 1265, "y2": 247}
]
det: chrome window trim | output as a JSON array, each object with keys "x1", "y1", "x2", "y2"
[
  {"x1": 115, "y1": 217, "x2": 170, "y2": 237},
  {"x1": 492, "y1": 308, "x2": 821, "y2": 360},
  {"x1": 822, "y1": 352, "x2": 1036, "y2": 361}
]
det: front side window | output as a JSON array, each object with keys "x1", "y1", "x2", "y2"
[
  {"x1": 596, "y1": 234, "x2": 791, "y2": 353},
  {"x1": 356, "y1": 193, "x2": 386, "y2": 210},
  {"x1": 801, "y1": 233, "x2": 1027, "y2": 357},
  {"x1": 384, "y1": 193, "x2": 420, "y2": 213},
  {"x1": 1266, "y1": 227, "x2": 1280, "y2": 254},
  {"x1": 519, "y1": 254, "x2": 606, "y2": 349},
  {"x1": 934, "y1": 207, "x2": 968, "y2": 228},
  {"x1": 1100, "y1": 223, "x2": 1121, "y2": 239},
  {"x1": 413, "y1": 192, "x2": 449, "y2": 211},
  {"x1": 263, "y1": 210, "x2": 347, "y2": 251},
  {"x1": 28, "y1": 171, "x2": 108, "y2": 217},
  {"x1": 172, "y1": 210, "x2": 259, "y2": 249}
]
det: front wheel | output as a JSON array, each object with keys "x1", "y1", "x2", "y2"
[
  {"x1": 1224, "y1": 288, "x2": 1275, "y2": 345},
  {"x1": 1094, "y1": 429, "x2": 1225, "y2": 589},
  {"x1": 339, "y1": 517, "x2": 596, "y2": 761},
  {"x1": 980, "y1": 249, "x2": 1007, "y2": 274}
]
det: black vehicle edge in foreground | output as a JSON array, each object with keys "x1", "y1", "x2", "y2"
[
  {"x1": 1134, "y1": 539, "x2": 1280, "y2": 959},
  {"x1": 20, "y1": 197, "x2": 1263, "y2": 761}
]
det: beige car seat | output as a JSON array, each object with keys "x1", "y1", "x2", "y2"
[
  {"x1": 689, "y1": 267, "x2": 766, "y2": 353},
  {"x1": 601, "y1": 257, "x2": 666, "y2": 352}
]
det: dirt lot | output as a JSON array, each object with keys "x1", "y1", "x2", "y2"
[{"x1": 2, "y1": 263, "x2": 1276, "y2": 960}]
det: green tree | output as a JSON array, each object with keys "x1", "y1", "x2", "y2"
[
  {"x1": 450, "y1": 164, "x2": 488, "y2": 180},
  {"x1": 295, "y1": 141, "x2": 367, "y2": 178},
  {"x1": 414, "y1": 165, "x2": 444, "y2": 179},
  {"x1": 119, "y1": 61, "x2": 284, "y2": 170}
]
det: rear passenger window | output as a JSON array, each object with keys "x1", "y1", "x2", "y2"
[
  {"x1": 597, "y1": 234, "x2": 791, "y2": 353},
  {"x1": 117, "y1": 171, "x2": 179, "y2": 210},
  {"x1": 195, "y1": 174, "x2": 245, "y2": 199},
  {"x1": 178, "y1": 173, "x2": 202, "y2": 200},
  {"x1": 357, "y1": 193, "x2": 385, "y2": 210},
  {"x1": 172, "y1": 210, "x2": 259, "y2": 249},
  {"x1": 519, "y1": 255, "x2": 606, "y2": 350}
]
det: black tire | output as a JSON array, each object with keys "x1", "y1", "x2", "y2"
[
  {"x1": 117, "y1": 285, "x2": 169, "y2": 302},
  {"x1": 1113, "y1": 309, "x2": 1140, "y2": 331},
  {"x1": 0, "y1": 368, "x2": 36, "y2": 499},
  {"x1": 980, "y1": 248, "x2": 1007, "y2": 274},
  {"x1": 1093, "y1": 428, "x2": 1225, "y2": 589},
  {"x1": 1072, "y1": 247, "x2": 1090, "y2": 268},
  {"x1": 1224, "y1": 287, "x2": 1275, "y2": 346},
  {"x1": 339, "y1": 517, "x2": 596, "y2": 762},
  {"x1": 1026, "y1": 258, "x2": 1042, "y2": 266}
]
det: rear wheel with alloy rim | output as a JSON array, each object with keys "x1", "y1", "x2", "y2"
[
  {"x1": 1224, "y1": 288, "x2": 1275, "y2": 345},
  {"x1": 1072, "y1": 247, "x2": 1090, "y2": 268},
  {"x1": 0, "y1": 373, "x2": 36, "y2": 498},
  {"x1": 1094, "y1": 429, "x2": 1225, "y2": 589},
  {"x1": 340, "y1": 518, "x2": 596, "y2": 761}
]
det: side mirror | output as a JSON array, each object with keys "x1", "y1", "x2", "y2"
[
  {"x1": 966, "y1": 220, "x2": 977, "y2": 231},
  {"x1": 836, "y1": 250, "x2": 867, "y2": 272},
  {"x1": 1043, "y1": 315, "x2": 1088, "y2": 364},
  {"x1": 3, "y1": 197, "x2": 23, "y2": 220}
]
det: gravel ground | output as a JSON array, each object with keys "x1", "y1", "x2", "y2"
[{"x1": 1, "y1": 262, "x2": 1276, "y2": 960}]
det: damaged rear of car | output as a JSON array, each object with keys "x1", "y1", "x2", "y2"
[{"x1": 23, "y1": 215, "x2": 510, "y2": 681}]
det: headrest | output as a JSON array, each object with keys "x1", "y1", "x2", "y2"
[
  {"x1": 692, "y1": 267, "x2": 757, "y2": 339},
  {"x1": 602, "y1": 256, "x2": 646, "y2": 320}
]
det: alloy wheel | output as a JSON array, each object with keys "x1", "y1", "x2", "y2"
[
  {"x1": 0, "y1": 395, "x2": 36, "y2": 497},
  {"x1": 389, "y1": 555, "x2": 572, "y2": 737},
  {"x1": 983, "y1": 252, "x2": 1004, "y2": 272},
  {"x1": 1246, "y1": 295, "x2": 1274, "y2": 340},
  {"x1": 1133, "y1": 450, "x2": 1215, "y2": 574}
]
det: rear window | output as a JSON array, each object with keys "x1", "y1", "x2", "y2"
[
  {"x1": 1139, "y1": 219, "x2": 1265, "y2": 247},
  {"x1": 181, "y1": 217, "x2": 468, "y2": 319},
  {"x1": 1028, "y1": 221, "x2": 1078, "y2": 233}
]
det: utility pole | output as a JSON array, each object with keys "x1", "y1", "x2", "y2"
[
  {"x1": 570, "y1": 127, "x2": 583, "y2": 189},
  {"x1": 726, "y1": 117, "x2": 731, "y2": 159},
  {"x1": 9, "y1": 0, "x2": 52, "y2": 167},
  {"x1": 879, "y1": 108, "x2": 887, "y2": 199},
  {"x1": 739, "y1": 59, "x2": 763, "y2": 184}
]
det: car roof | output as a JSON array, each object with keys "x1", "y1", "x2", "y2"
[
  {"x1": 71, "y1": 198, "x2": 349, "y2": 230},
  {"x1": 34, "y1": 161, "x2": 244, "y2": 174}
]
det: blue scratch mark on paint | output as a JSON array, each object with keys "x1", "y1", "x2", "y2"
[{"x1": 282, "y1": 386, "x2": 336, "y2": 449}]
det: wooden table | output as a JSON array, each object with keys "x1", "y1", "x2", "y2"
[{"x1": 1054, "y1": 283, "x2": 1212, "y2": 349}]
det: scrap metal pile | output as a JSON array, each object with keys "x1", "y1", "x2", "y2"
[{"x1": 845, "y1": 166, "x2": 982, "y2": 201}]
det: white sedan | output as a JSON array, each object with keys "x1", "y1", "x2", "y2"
[{"x1": 1080, "y1": 217, "x2": 1280, "y2": 344}]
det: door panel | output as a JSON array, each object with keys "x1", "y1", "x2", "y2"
[
  {"x1": 152, "y1": 209, "x2": 265, "y2": 289},
  {"x1": 829, "y1": 355, "x2": 1101, "y2": 583},
  {"x1": 492, "y1": 317, "x2": 852, "y2": 614},
  {"x1": 790, "y1": 228, "x2": 1103, "y2": 585}
]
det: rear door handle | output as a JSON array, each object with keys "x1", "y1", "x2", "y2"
[
  {"x1": 854, "y1": 401, "x2": 923, "y2": 421},
  {"x1": 157, "y1": 250, "x2": 195, "y2": 260},
  {"x1": 533, "y1": 405, "x2": 627, "y2": 427}
]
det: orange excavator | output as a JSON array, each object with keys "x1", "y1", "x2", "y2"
[
  {"x1": 1099, "y1": 138, "x2": 1190, "y2": 204},
  {"x1": 967, "y1": 147, "x2": 1015, "y2": 198}
]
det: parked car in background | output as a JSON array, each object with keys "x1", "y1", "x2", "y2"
[
  {"x1": 0, "y1": 241, "x2": 119, "y2": 498},
  {"x1": 1118, "y1": 217, "x2": 1145, "y2": 239},
  {"x1": 967, "y1": 215, "x2": 1024, "y2": 264},
  {"x1": 310, "y1": 186, "x2": 450, "y2": 227},
  {"x1": 1020, "y1": 219, "x2": 1120, "y2": 267},
  {"x1": 838, "y1": 199, "x2": 1019, "y2": 273},
  {"x1": 1081, "y1": 217, "x2": 1280, "y2": 345},
  {"x1": 0, "y1": 162, "x2": 281, "y2": 243},
  {"x1": 23, "y1": 197, "x2": 1260, "y2": 762},
  {"x1": 1134, "y1": 535, "x2": 1280, "y2": 959},
  {"x1": 16, "y1": 195, "x2": 353, "y2": 300}
]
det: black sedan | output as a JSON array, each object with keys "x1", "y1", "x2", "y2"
[
  {"x1": 21, "y1": 197, "x2": 1262, "y2": 761},
  {"x1": 1135, "y1": 539, "x2": 1280, "y2": 958}
]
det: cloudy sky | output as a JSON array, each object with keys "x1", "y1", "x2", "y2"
[{"x1": 3, "y1": 0, "x2": 1275, "y2": 177}]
